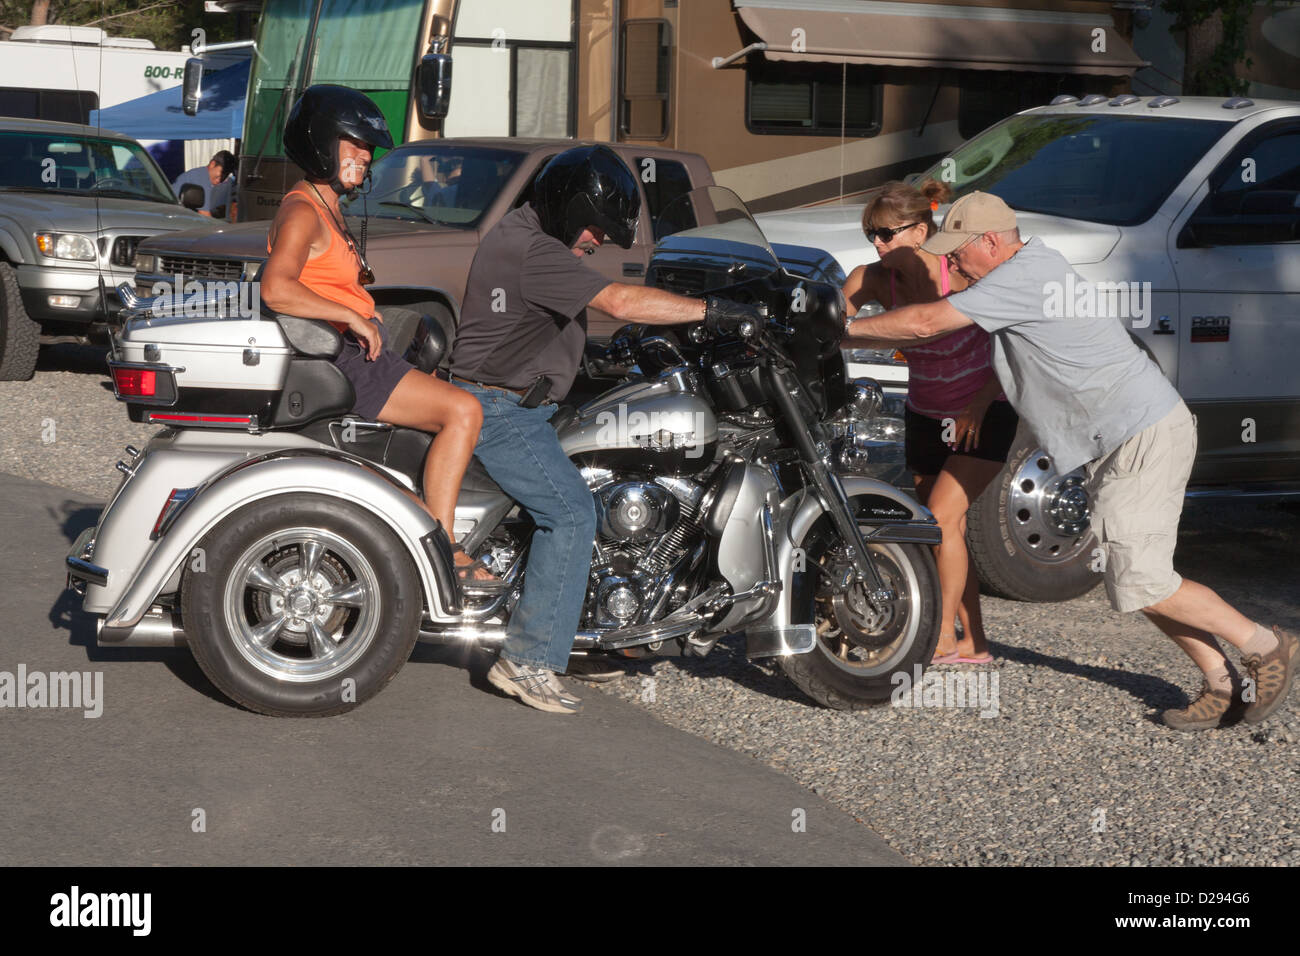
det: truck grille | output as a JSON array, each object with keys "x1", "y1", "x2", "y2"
[
  {"x1": 158, "y1": 255, "x2": 246, "y2": 282},
  {"x1": 111, "y1": 236, "x2": 145, "y2": 267}
]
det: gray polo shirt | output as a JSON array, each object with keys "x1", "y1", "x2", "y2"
[
  {"x1": 450, "y1": 204, "x2": 611, "y2": 401},
  {"x1": 946, "y1": 237, "x2": 1180, "y2": 473}
]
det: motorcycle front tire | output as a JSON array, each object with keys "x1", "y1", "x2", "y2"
[{"x1": 780, "y1": 538, "x2": 941, "y2": 710}]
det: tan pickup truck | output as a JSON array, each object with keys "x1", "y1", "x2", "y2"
[{"x1": 131, "y1": 138, "x2": 714, "y2": 345}]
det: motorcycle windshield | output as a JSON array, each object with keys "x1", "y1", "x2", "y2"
[{"x1": 650, "y1": 186, "x2": 780, "y2": 292}]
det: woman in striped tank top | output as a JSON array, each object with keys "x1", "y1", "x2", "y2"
[{"x1": 843, "y1": 180, "x2": 1019, "y2": 665}]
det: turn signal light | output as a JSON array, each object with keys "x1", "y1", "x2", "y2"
[{"x1": 112, "y1": 367, "x2": 157, "y2": 397}]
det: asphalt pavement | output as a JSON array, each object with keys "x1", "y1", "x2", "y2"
[{"x1": 0, "y1": 471, "x2": 904, "y2": 866}]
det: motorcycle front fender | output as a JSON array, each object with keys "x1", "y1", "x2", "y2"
[
  {"x1": 757, "y1": 475, "x2": 941, "y2": 637},
  {"x1": 101, "y1": 451, "x2": 458, "y2": 630}
]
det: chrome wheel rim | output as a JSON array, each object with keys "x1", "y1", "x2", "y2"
[
  {"x1": 1006, "y1": 449, "x2": 1093, "y2": 565},
  {"x1": 814, "y1": 541, "x2": 923, "y2": 676},
  {"x1": 223, "y1": 528, "x2": 381, "y2": 683}
]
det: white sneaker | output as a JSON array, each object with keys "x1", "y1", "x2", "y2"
[{"x1": 487, "y1": 657, "x2": 583, "y2": 714}]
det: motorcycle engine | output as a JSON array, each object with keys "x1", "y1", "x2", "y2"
[
  {"x1": 596, "y1": 481, "x2": 679, "y2": 542},
  {"x1": 584, "y1": 471, "x2": 708, "y2": 628}
]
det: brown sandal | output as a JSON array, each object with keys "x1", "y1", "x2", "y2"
[{"x1": 452, "y1": 544, "x2": 508, "y2": 593}]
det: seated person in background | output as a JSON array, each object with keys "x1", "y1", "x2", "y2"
[{"x1": 171, "y1": 149, "x2": 234, "y2": 217}]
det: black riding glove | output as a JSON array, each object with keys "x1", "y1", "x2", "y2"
[{"x1": 703, "y1": 296, "x2": 764, "y2": 338}]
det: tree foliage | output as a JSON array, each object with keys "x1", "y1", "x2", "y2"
[
  {"x1": 1159, "y1": 0, "x2": 1269, "y2": 96},
  {"x1": 0, "y1": 1, "x2": 239, "y2": 49}
]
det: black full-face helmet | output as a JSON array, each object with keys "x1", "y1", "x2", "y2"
[
  {"x1": 283, "y1": 85, "x2": 394, "y2": 195},
  {"x1": 532, "y1": 145, "x2": 640, "y2": 249}
]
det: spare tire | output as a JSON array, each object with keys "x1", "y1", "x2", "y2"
[{"x1": 967, "y1": 423, "x2": 1101, "y2": 603}]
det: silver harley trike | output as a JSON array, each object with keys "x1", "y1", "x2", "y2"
[{"x1": 67, "y1": 187, "x2": 942, "y2": 716}]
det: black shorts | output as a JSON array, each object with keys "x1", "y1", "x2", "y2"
[
  {"x1": 332, "y1": 317, "x2": 417, "y2": 420},
  {"x1": 904, "y1": 400, "x2": 1020, "y2": 477}
]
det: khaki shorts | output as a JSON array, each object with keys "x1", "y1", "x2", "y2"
[{"x1": 1084, "y1": 402, "x2": 1196, "y2": 613}]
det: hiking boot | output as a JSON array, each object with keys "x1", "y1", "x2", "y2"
[
  {"x1": 487, "y1": 657, "x2": 583, "y2": 715},
  {"x1": 1242, "y1": 625, "x2": 1299, "y2": 725},
  {"x1": 1162, "y1": 678, "x2": 1237, "y2": 731},
  {"x1": 565, "y1": 656, "x2": 626, "y2": 683}
]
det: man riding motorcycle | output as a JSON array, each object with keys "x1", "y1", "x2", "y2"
[{"x1": 448, "y1": 145, "x2": 760, "y2": 714}]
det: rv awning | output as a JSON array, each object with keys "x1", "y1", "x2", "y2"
[
  {"x1": 88, "y1": 58, "x2": 250, "y2": 141},
  {"x1": 735, "y1": 0, "x2": 1147, "y2": 75}
]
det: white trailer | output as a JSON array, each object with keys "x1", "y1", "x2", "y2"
[{"x1": 0, "y1": 24, "x2": 244, "y2": 169}]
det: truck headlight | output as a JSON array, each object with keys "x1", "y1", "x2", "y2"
[
  {"x1": 134, "y1": 252, "x2": 158, "y2": 273},
  {"x1": 844, "y1": 347, "x2": 908, "y2": 366},
  {"x1": 35, "y1": 232, "x2": 97, "y2": 261}
]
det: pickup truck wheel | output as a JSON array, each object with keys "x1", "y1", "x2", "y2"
[
  {"x1": 0, "y1": 262, "x2": 40, "y2": 381},
  {"x1": 967, "y1": 426, "x2": 1100, "y2": 603},
  {"x1": 181, "y1": 494, "x2": 422, "y2": 717}
]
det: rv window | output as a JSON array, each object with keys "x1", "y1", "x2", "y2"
[
  {"x1": 621, "y1": 19, "x2": 671, "y2": 140},
  {"x1": 637, "y1": 158, "x2": 693, "y2": 240},
  {"x1": 746, "y1": 60, "x2": 878, "y2": 137},
  {"x1": 0, "y1": 87, "x2": 99, "y2": 125}
]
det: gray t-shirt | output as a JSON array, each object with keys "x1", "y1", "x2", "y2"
[
  {"x1": 946, "y1": 236, "x2": 1180, "y2": 473},
  {"x1": 451, "y1": 204, "x2": 611, "y2": 401}
]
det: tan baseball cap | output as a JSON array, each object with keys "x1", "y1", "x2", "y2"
[{"x1": 921, "y1": 191, "x2": 1018, "y2": 255}]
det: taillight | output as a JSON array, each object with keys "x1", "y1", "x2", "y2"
[
  {"x1": 151, "y1": 487, "x2": 197, "y2": 538},
  {"x1": 112, "y1": 367, "x2": 157, "y2": 396}
]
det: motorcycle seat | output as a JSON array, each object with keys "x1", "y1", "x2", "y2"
[{"x1": 297, "y1": 405, "x2": 577, "y2": 498}]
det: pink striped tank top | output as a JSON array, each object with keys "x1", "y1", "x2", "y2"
[{"x1": 891, "y1": 259, "x2": 1000, "y2": 420}]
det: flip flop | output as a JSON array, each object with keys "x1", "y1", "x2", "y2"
[
  {"x1": 953, "y1": 653, "x2": 994, "y2": 665},
  {"x1": 452, "y1": 544, "x2": 509, "y2": 594},
  {"x1": 931, "y1": 650, "x2": 960, "y2": 664}
]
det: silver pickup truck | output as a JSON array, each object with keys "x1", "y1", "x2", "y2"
[
  {"x1": 0, "y1": 118, "x2": 211, "y2": 380},
  {"x1": 759, "y1": 95, "x2": 1300, "y2": 603}
]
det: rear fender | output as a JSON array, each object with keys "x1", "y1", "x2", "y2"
[{"x1": 102, "y1": 451, "x2": 457, "y2": 629}]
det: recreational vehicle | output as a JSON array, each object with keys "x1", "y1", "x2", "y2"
[{"x1": 229, "y1": 0, "x2": 1146, "y2": 218}]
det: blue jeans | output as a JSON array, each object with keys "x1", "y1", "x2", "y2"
[{"x1": 456, "y1": 383, "x2": 596, "y2": 672}]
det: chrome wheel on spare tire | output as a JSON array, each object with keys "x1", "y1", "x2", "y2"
[
  {"x1": 780, "y1": 519, "x2": 941, "y2": 710},
  {"x1": 182, "y1": 494, "x2": 422, "y2": 717},
  {"x1": 967, "y1": 425, "x2": 1101, "y2": 603}
]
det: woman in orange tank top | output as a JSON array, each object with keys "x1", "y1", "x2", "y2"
[{"x1": 261, "y1": 86, "x2": 498, "y2": 586}]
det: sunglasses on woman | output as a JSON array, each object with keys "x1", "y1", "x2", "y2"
[{"x1": 866, "y1": 221, "x2": 921, "y2": 243}]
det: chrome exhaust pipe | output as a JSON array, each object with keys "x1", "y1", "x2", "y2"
[
  {"x1": 97, "y1": 608, "x2": 185, "y2": 647},
  {"x1": 417, "y1": 625, "x2": 508, "y2": 645}
]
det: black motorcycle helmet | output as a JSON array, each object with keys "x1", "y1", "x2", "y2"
[
  {"x1": 532, "y1": 144, "x2": 640, "y2": 249},
  {"x1": 283, "y1": 84, "x2": 394, "y2": 195}
]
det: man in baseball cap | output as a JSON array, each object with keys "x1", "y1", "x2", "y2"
[{"x1": 845, "y1": 190, "x2": 1297, "y2": 731}]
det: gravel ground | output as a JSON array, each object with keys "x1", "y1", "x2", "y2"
[
  {"x1": 1, "y1": 346, "x2": 160, "y2": 501},
  {"x1": 6, "y1": 345, "x2": 1299, "y2": 865}
]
